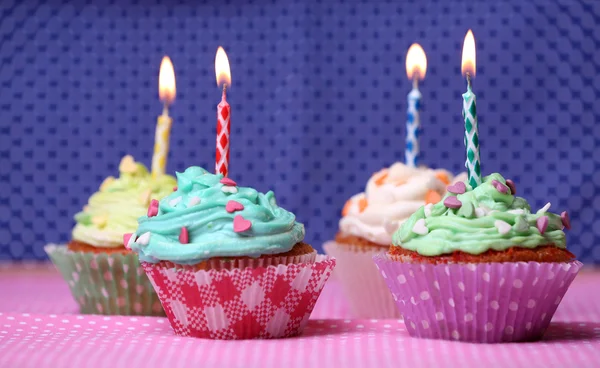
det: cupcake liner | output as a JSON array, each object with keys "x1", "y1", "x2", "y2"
[
  {"x1": 142, "y1": 254, "x2": 336, "y2": 339},
  {"x1": 44, "y1": 244, "x2": 164, "y2": 316},
  {"x1": 373, "y1": 254, "x2": 582, "y2": 343},
  {"x1": 324, "y1": 241, "x2": 401, "y2": 319}
]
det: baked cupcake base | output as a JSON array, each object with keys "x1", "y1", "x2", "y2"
[
  {"x1": 142, "y1": 244, "x2": 336, "y2": 339},
  {"x1": 45, "y1": 244, "x2": 164, "y2": 316},
  {"x1": 324, "y1": 234, "x2": 402, "y2": 319},
  {"x1": 373, "y1": 252, "x2": 582, "y2": 343}
]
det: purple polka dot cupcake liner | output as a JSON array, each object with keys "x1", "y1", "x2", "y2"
[
  {"x1": 44, "y1": 244, "x2": 164, "y2": 316},
  {"x1": 373, "y1": 254, "x2": 582, "y2": 343},
  {"x1": 323, "y1": 242, "x2": 401, "y2": 319}
]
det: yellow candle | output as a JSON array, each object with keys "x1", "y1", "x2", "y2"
[{"x1": 152, "y1": 56, "x2": 176, "y2": 178}]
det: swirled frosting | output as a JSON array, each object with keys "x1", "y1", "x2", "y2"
[
  {"x1": 129, "y1": 166, "x2": 305, "y2": 264},
  {"x1": 392, "y1": 173, "x2": 568, "y2": 256},
  {"x1": 339, "y1": 163, "x2": 459, "y2": 245},
  {"x1": 71, "y1": 156, "x2": 176, "y2": 248}
]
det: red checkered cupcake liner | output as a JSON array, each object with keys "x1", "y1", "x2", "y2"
[{"x1": 142, "y1": 254, "x2": 336, "y2": 339}]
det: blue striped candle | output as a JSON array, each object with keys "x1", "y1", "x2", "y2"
[
  {"x1": 405, "y1": 44, "x2": 427, "y2": 167},
  {"x1": 406, "y1": 84, "x2": 421, "y2": 167}
]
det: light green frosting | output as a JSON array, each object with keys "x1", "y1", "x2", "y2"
[
  {"x1": 72, "y1": 156, "x2": 176, "y2": 247},
  {"x1": 392, "y1": 173, "x2": 567, "y2": 256},
  {"x1": 130, "y1": 167, "x2": 305, "y2": 264}
]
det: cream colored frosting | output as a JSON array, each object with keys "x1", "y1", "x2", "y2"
[{"x1": 339, "y1": 163, "x2": 459, "y2": 245}]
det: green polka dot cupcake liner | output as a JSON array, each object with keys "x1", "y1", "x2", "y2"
[{"x1": 44, "y1": 244, "x2": 164, "y2": 316}]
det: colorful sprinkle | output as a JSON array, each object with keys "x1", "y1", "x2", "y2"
[
  {"x1": 169, "y1": 196, "x2": 182, "y2": 207},
  {"x1": 358, "y1": 197, "x2": 368, "y2": 213},
  {"x1": 226, "y1": 200, "x2": 245, "y2": 213},
  {"x1": 373, "y1": 170, "x2": 389, "y2": 186},
  {"x1": 233, "y1": 215, "x2": 252, "y2": 233},
  {"x1": 435, "y1": 172, "x2": 451, "y2": 185},
  {"x1": 412, "y1": 218, "x2": 429, "y2": 235},
  {"x1": 475, "y1": 207, "x2": 486, "y2": 218},
  {"x1": 505, "y1": 179, "x2": 516, "y2": 194},
  {"x1": 492, "y1": 180, "x2": 508, "y2": 194},
  {"x1": 424, "y1": 190, "x2": 442, "y2": 204},
  {"x1": 561, "y1": 211, "x2": 571, "y2": 230},
  {"x1": 173, "y1": 186, "x2": 178, "y2": 192},
  {"x1": 91, "y1": 215, "x2": 108, "y2": 228},
  {"x1": 494, "y1": 220, "x2": 511, "y2": 235},
  {"x1": 537, "y1": 216, "x2": 549, "y2": 234},
  {"x1": 136, "y1": 232, "x2": 151, "y2": 245},
  {"x1": 188, "y1": 196, "x2": 201, "y2": 206},
  {"x1": 99, "y1": 176, "x2": 115, "y2": 192},
  {"x1": 423, "y1": 203, "x2": 433, "y2": 217},
  {"x1": 138, "y1": 189, "x2": 151, "y2": 206},
  {"x1": 447, "y1": 181, "x2": 466, "y2": 195},
  {"x1": 179, "y1": 227, "x2": 189, "y2": 244},
  {"x1": 537, "y1": 202, "x2": 551, "y2": 214},
  {"x1": 123, "y1": 233, "x2": 133, "y2": 249},
  {"x1": 457, "y1": 202, "x2": 474, "y2": 218},
  {"x1": 147, "y1": 199, "x2": 159, "y2": 217},
  {"x1": 444, "y1": 196, "x2": 462, "y2": 209},
  {"x1": 221, "y1": 186, "x2": 238, "y2": 194},
  {"x1": 119, "y1": 155, "x2": 137, "y2": 173},
  {"x1": 220, "y1": 177, "x2": 237, "y2": 186}
]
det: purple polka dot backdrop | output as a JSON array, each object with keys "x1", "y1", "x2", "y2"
[{"x1": 0, "y1": 0, "x2": 598, "y2": 262}]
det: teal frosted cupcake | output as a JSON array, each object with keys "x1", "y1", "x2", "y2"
[{"x1": 128, "y1": 167, "x2": 336, "y2": 339}]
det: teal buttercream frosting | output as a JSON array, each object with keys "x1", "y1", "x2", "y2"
[
  {"x1": 392, "y1": 173, "x2": 567, "y2": 256},
  {"x1": 130, "y1": 167, "x2": 305, "y2": 264}
]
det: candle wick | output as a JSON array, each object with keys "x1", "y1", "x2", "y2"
[
  {"x1": 466, "y1": 72, "x2": 472, "y2": 90},
  {"x1": 222, "y1": 83, "x2": 228, "y2": 101},
  {"x1": 162, "y1": 103, "x2": 169, "y2": 117},
  {"x1": 412, "y1": 77, "x2": 419, "y2": 90}
]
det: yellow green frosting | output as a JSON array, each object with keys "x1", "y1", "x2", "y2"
[
  {"x1": 72, "y1": 155, "x2": 176, "y2": 248},
  {"x1": 392, "y1": 173, "x2": 567, "y2": 256}
]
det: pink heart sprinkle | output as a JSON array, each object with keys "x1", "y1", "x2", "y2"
[
  {"x1": 220, "y1": 177, "x2": 237, "y2": 186},
  {"x1": 123, "y1": 233, "x2": 132, "y2": 249},
  {"x1": 173, "y1": 186, "x2": 178, "y2": 191},
  {"x1": 447, "y1": 181, "x2": 466, "y2": 195},
  {"x1": 561, "y1": 211, "x2": 571, "y2": 230},
  {"x1": 444, "y1": 196, "x2": 462, "y2": 209},
  {"x1": 226, "y1": 200, "x2": 245, "y2": 213},
  {"x1": 179, "y1": 227, "x2": 189, "y2": 244},
  {"x1": 147, "y1": 199, "x2": 159, "y2": 217},
  {"x1": 537, "y1": 216, "x2": 549, "y2": 234},
  {"x1": 492, "y1": 180, "x2": 508, "y2": 194},
  {"x1": 505, "y1": 179, "x2": 516, "y2": 195},
  {"x1": 233, "y1": 215, "x2": 252, "y2": 233}
]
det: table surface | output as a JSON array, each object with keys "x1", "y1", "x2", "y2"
[{"x1": 2, "y1": 263, "x2": 600, "y2": 368}]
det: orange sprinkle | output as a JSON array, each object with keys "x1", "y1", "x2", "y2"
[
  {"x1": 436, "y1": 172, "x2": 451, "y2": 185},
  {"x1": 342, "y1": 199, "x2": 353, "y2": 216},
  {"x1": 425, "y1": 190, "x2": 442, "y2": 204},
  {"x1": 394, "y1": 179, "x2": 407, "y2": 186},
  {"x1": 358, "y1": 197, "x2": 368, "y2": 213},
  {"x1": 374, "y1": 170, "x2": 389, "y2": 186}
]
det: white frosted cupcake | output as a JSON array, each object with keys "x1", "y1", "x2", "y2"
[{"x1": 324, "y1": 162, "x2": 463, "y2": 318}]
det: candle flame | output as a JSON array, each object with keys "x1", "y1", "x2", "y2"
[
  {"x1": 405, "y1": 43, "x2": 427, "y2": 81},
  {"x1": 215, "y1": 47, "x2": 231, "y2": 87},
  {"x1": 159, "y1": 56, "x2": 176, "y2": 105},
  {"x1": 461, "y1": 30, "x2": 476, "y2": 77}
]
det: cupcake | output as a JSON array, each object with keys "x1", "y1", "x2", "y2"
[
  {"x1": 374, "y1": 173, "x2": 581, "y2": 342},
  {"x1": 45, "y1": 155, "x2": 176, "y2": 315},
  {"x1": 324, "y1": 162, "x2": 460, "y2": 318},
  {"x1": 129, "y1": 166, "x2": 336, "y2": 339}
]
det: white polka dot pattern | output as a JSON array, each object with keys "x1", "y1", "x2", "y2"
[
  {"x1": 2, "y1": 266, "x2": 600, "y2": 366},
  {"x1": 373, "y1": 255, "x2": 583, "y2": 343}
]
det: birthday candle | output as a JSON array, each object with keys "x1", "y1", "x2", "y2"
[
  {"x1": 405, "y1": 44, "x2": 427, "y2": 167},
  {"x1": 461, "y1": 30, "x2": 481, "y2": 188},
  {"x1": 215, "y1": 47, "x2": 232, "y2": 177},
  {"x1": 152, "y1": 56, "x2": 176, "y2": 178}
]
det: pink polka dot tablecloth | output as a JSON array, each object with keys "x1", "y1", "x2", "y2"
[{"x1": 1, "y1": 264, "x2": 600, "y2": 368}]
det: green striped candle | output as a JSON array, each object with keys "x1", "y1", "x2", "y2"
[{"x1": 461, "y1": 30, "x2": 481, "y2": 188}]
